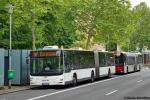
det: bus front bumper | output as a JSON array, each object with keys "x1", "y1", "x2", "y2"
[{"x1": 30, "y1": 76, "x2": 65, "y2": 86}]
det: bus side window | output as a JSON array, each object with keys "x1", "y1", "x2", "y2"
[
  {"x1": 65, "y1": 52, "x2": 73, "y2": 72},
  {"x1": 65, "y1": 64, "x2": 71, "y2": 72}
]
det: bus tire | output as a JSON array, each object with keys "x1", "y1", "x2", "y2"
[
  {"x1": 91, "y1": 71, "x2": 94, "y2": 82},
  {"x1": 72, "y1": 74, "x2": 77, "y2": 87},
  {"x1": 108, "y1": 69, "x2": 112, "y2": 78}
]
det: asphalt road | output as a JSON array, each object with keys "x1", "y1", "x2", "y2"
[{"x1": 0, "y1": 68, "x2": 150, "y2": 100}]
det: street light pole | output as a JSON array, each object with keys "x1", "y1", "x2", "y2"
[{"x1": 8, "y1": 4, "x2": 14, "y2": 89}]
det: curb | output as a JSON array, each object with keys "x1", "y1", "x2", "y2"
[
  {"x1": 0, "y1": 87, "x2": 5, "y2": 90},
  {"x1": 0, "y1": 87, "x2": 31, "y2": 95}
]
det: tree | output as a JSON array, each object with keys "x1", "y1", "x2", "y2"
[
  {"x1": 74, "y1": 0, "x2": 132, "y2": 50},
  {"x1": 0, "y1": 0, "x2": 11, "y2": 48},
  {"x1": 129, "y1": 2, "x2": 150, "y2": 51},
  {"x1": 1, "y1": 0, "x2": 149, "y2": 51}
]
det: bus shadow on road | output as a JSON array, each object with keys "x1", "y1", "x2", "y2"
[{"x1": 115, "y1": 71, "x2": 140, "y2": 75}]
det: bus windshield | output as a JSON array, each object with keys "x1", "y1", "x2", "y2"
[
  {"x1": 30, "y1": 57, "x2": 63, "y2": 76},
  {"x1": 115, "y1": 56, "x2": 124, "y2": 66}
]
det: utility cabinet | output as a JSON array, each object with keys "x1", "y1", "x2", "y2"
[
  {"x1": 0, "y1": 49, "x2": 4, "y2": 86},
  {"x1": 11, "y1": 50, "x2": 30, "y2": 85},
  {"x1": 4, "y1": 50, "x2": 30, "y2": 85}
]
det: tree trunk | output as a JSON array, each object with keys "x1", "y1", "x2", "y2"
[{"x1": 86, "y1": 31, "x2": 91, "y2": 50}]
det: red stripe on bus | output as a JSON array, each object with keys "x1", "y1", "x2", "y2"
[
  {"x1": 116, "y1": 66, "x2": 124, "y2": 72},
  {"x1": 145, "y1": 60, "x2": 150, "y2": 62}
]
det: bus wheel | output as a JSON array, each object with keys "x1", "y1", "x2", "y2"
[
  {"x1": 72, "y1": 75, "x2": 77, "y2": 87},
  {"x1": 108, "y1": 69, "x2": 112, "y2": 78},
  {"x1": 91, "y1": 71, "x2": 94, "y2": 82}
]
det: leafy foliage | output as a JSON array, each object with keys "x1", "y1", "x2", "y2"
[{"x1": 0, "y1": 0, "x2": 150, "y2": 51}]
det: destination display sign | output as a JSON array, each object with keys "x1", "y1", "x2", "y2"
[{"x1": 31, "y1": 51, "x2": 57, "y2": 57}]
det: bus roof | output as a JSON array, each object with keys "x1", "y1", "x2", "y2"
[
  {"x1": 121, "y1": 52, "x2": 141, "y2": 57},
  {"x1": 31, "y1": 49, "x2": 93, "y2": 52},
  {"x1": 30, "y1": 49, "x2": 113, "y2": 53}
]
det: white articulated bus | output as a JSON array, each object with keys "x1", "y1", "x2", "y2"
[
  {"x1": 30, "y1": 47, "x2": 115, "y2": 86},
  {"x1": 94, "y1": 51, "x2": 115, "y2": 78},
  {"x1": 136, "y1": 52, "x2": 143, "y2": 71},
  {"x1": 115, "y1": 52, "x2": 142, "y2": 74}
]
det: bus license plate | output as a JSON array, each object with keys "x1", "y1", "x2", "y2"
[{"x1": 42, "y1": 83, "x2": 49, "y2": 85}]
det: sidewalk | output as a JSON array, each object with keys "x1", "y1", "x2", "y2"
[{"x1": 0, "y1": 86, "x2": 30, "y2": 95}]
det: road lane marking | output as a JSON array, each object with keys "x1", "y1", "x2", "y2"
[
  {"x1": 105, "y1": 90, "x2": 118, "y2": 96},
  {"x1": 137, "y1": 80, "x2": 143, "y2": 83},
  {"x1": 27, "y1": 72, "x2": 143, "y2": 100}
]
